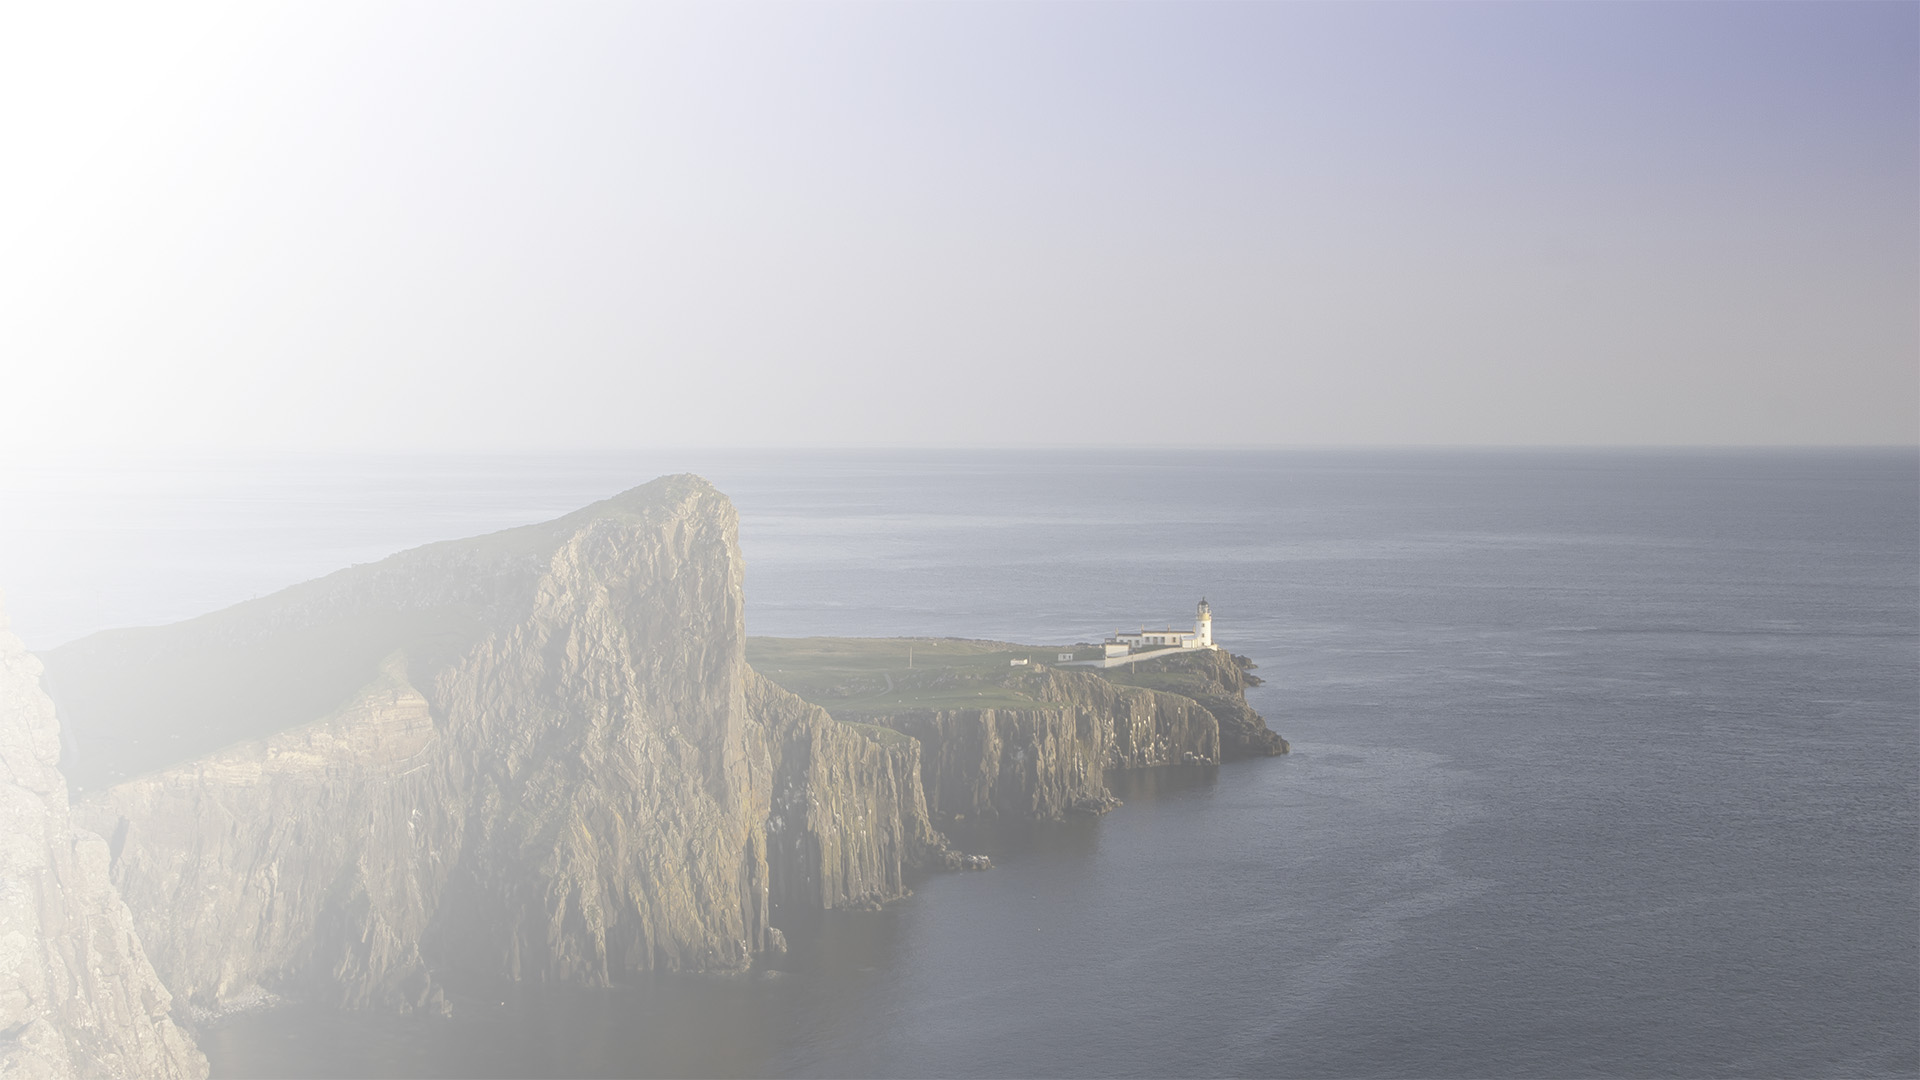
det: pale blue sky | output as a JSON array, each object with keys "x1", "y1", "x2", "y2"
[{"x1": 1, "y1": 2, "x2": 1913, "y2": 452}]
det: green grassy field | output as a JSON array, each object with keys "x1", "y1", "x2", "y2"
[{"x1": 746, "y1": 636, "x2": 1099, "y2": 714}]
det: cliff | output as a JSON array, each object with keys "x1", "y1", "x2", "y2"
[
  {"x1": 0, "y1": 601, "x2": 206, "y2": 1079},
  {"x1": 40, "y1": 477, "x2": 952, "y2": 1017},
  {"x1": 1090, "y1": 648, "x2": 1289, "y2": 759},
  {"x1": 751, "y1": 672, "x2": 953, "y2": 910},
  {"x1": 32, "y1": 477, "x2": 1285, "y2": 1020},
  {"x1": 750, "y1": 639, "x2": 1287, "y2": 821},
  {"x1": 873, "y1": 667, "x2": 1222, "y2": 819}
]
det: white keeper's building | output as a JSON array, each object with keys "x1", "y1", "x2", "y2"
[{"x1": 1108, "y1": 599, "x2": 1215, "y2": 653}]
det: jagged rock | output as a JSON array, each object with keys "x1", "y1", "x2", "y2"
[
  {"x1": 32, "y1": 475, "x2": 1287, "y2": 1021},
  {"x1": 78, "y1": 658, "x2": 456, "y2": 1016},
  {"x1": 0, "y1": 598, "x2": 206, "y2": 1079},
  {"x1": 1071, "y1": 794, "x2": 1123, "y2": 814},
  {"x1": 811, "y1": 648, "x2": 1286, "y2": 821},
  {"x1": 856, "y1": 666, "x2": 1226, "y2": 820},
  {"x1": 1100, "y1": 649, "x2": 1289, "y2": 759},
  {"x1": 752, "y1": 673, "x2": 949, "y2": 913},
  {"x1": 41, "y1": 477, "x2": 952, "y2": 1015}
]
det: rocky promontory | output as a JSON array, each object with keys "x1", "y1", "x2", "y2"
[
  {"x1": 23, "y1": 476, "x2": 1288, "y2": 1028},
  {"x1": 749, "y1": 637, "x2": 1287, "y2": 821},
  {"x1": 1094, "y1": 647, "x2": 1290, "y2": 759},
  {"x1": 40, "y1": 477, "x2": 950, "y2": 1018}
]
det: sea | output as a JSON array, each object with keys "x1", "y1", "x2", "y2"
[{"x1": 1, "y1": 449, "x2": 1914, "y2": 1078}]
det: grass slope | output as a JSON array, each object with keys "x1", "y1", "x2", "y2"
[{"x1": 746, "y1": 636, "x2": 1117, "y2": 715}]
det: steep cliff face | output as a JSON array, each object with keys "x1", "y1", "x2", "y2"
[
  {"x1": 45, "y1": 477, "x2": 946, "y2": 1017},
  {"x1": 0, "y1": 603, "x2": 206, "y2": 1079},
  {"x1": 872, "y1": 668, "x2": 1222, "y2": 820},
  {"x1": 1093, "y1": 649, "x2": 1289, "y2": 759},
  {"x1": 419, "y1": 492, "x2": 772, "y2": 985},
  {"x1": 751, "y1": 673, "x2": 951, "y2": 911},
  {"x1": 77, "y1": 657, "x2": 459, "y2": 1016},
  {"x1": 35, "y1": 477, "x2": 1284, "y2": 1020},
  {"x1": 836, "y1": 652, "x2": 1284, "y2": 821}
]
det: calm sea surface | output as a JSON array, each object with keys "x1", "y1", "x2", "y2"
[{"x1": 2, "y1": 450, "x2": 1914, "y2": 1078}]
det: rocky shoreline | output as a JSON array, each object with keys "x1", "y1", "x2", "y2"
[{"x1": 5, "y1": 476, "x2": 1286, "y2": 1076}]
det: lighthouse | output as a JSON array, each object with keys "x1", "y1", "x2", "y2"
[{"x1": 1195, "y1": 598, "x2": 1213, "y2": 648}]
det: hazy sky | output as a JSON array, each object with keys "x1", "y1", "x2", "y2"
[{"x1": 2, "y1": 2, "x2": 1914, "y2": 453}]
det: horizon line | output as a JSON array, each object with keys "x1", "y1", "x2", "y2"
[{"x1": 3, "y1": 442, "x2": 1917, "y2": 466}]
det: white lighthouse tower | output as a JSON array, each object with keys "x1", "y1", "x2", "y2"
[{"x1": 1195, "y1": 598, "x2": 1213, "y2": 648}]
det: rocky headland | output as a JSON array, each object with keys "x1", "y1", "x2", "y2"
[
  {"x1": 7, "y1": 475, "x2": 1287, "y2": 1063},
  {"x1": 749, "y1": 638, "x2": 1287, "y2": 821}
]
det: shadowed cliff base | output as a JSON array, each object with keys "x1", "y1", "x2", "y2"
[{"x1": 30, "y1": 475, "x2": 1287, "y2": 1023}]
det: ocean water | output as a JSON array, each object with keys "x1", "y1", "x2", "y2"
[{"x1": 2, "y1": 449, "x2": 1914, "y2": 1077}]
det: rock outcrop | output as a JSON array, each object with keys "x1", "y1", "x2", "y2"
[
  {"x1": 752, "y1": 673, "x2": 954, "y2": 910},
  {"x1": 33, "y1": 475, "x2": 1287, "y2": 1022},
  {"x1": 42, "y1": 477, "x2": 951, "y2": 1017},
  {"x1": 1095, "y1": 648, "x2": 1289, "y2": 759},
  {"x1": 0, "y1": 601, "x2": 206, "y2": 1079},
  {"x1": 847, "y1": 651, "x2": 1284, "y2": 821},
  {"x1": 78, "y1": 656, "x2": 458, "y2": 1017},
  {"x1": 873, "y1": 668, "x2": 1220, "y2": 819}
]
